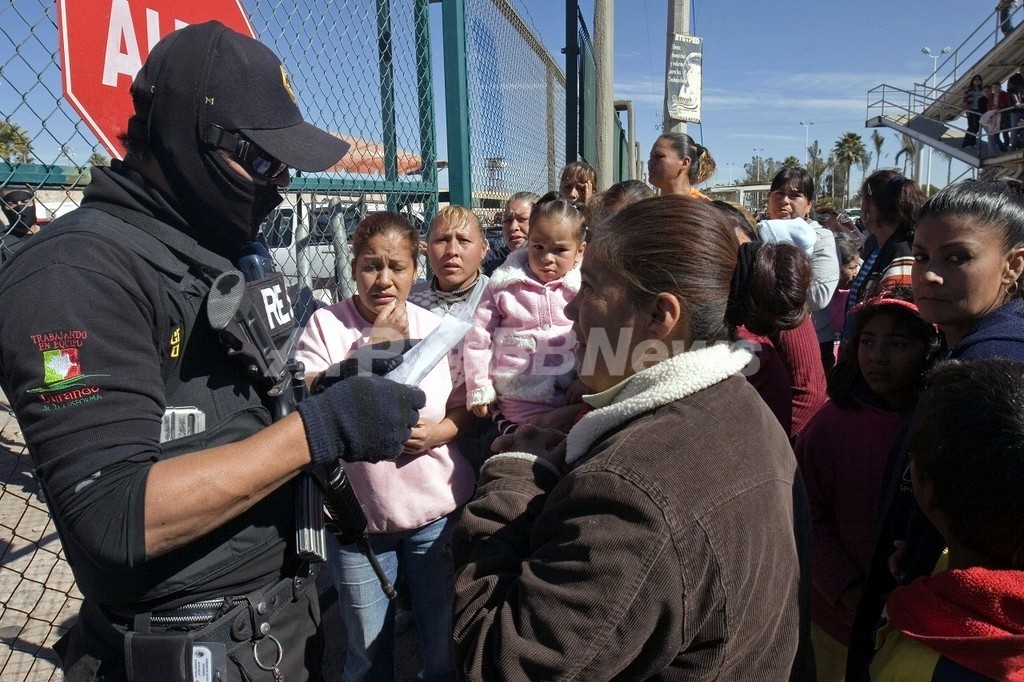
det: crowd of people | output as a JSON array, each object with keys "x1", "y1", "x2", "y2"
[
  {"x1": 2, "y1": 21, "x2": 1024, "y2": 682},
  {"x1": 962, "y1": 65, "x2": 1024, "y2": 154}
]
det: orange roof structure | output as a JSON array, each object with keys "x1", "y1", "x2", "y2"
[{"x1": 326, "y1": 134, "x2": 423, "y2": 175}]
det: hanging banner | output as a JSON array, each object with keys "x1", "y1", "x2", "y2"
[{"x1": 667, "y1": 34, "x2": 702, "y2": 123}]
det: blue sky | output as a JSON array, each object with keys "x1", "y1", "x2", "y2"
[
  {"x1": 495, "y1": 0, "x2": 999, "y2": 191},
  {"x1": 9, "y1": 0, "x2": 1002, "y2": 196}
]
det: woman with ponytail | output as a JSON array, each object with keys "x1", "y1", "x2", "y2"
[
  {"x1": 727, "y1": 239, "x2": 813, "y2": 435},
  {"x1": 647, "y1": 132, "x2": 716, "y2": 199}
]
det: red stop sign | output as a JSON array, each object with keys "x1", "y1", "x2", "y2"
[{"x1": 57, "y1": 0, "x2": 254, "y2": 159}]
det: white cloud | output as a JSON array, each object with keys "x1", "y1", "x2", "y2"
[
  {"x1": 614, "y1": 76, "x2": 663, "y2": 105},
  {"x1": 729, "y1": 132, "x2": 803, "y2": 142},
  {"x1": 613, "y1": 70, "x2": 899, "y2": 114},
  {"x1": 745, "y1": 70, "x2": 923, "y2": 94},
  {"x1": 703, "y1": 93, "x2": 866, "y2": 113}
]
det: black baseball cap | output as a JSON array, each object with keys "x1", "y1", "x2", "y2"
[{"x1": 130, "y1": 21, "x2": 349, "y2": 172}]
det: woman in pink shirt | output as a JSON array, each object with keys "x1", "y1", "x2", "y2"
[{"x1": 295, "y1": 212, "x2": 473, "y2": 682}]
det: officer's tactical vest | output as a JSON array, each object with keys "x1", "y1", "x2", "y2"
[{"x1": 27, "y1": 203, "x2": 296, "y2": 605}]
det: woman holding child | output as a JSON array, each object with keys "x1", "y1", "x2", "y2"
[{"x1": 452, "y1": 196, "x2": 807, "y2": 679}]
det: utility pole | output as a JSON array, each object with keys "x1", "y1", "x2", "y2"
[
  {"x1": 662, "y1": 0, "x2": 690, "y2": 135},
  {"x1": 800, "y1": 121, "x2": 814, "y2": 165},
  {"x1": 595, "y1": 0, "x2": 614, "y2": 189}
]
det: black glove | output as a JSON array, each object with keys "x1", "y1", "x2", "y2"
[
  {"x1": 308, "y1": 340, "x2": 416, "y2": 394},
  {"x1": 297, "y1": 374, "x2": 426, "y2": 465}
]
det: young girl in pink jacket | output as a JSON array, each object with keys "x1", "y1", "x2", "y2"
[{"x1": 463, "y1": 198, "x2": 587, "y2": 431}]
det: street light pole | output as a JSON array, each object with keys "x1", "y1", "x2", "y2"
[
  {"x1": 799, "y1": 121, "x2": 814, "y2": 165},
  {"x1": 921, "y1": 46, "x2": 951, "y2": 195},
  {"x1": 753, "y1": 147, "x2": 765, "y2": 182}
]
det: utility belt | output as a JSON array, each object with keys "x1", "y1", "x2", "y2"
[{"x1": 69, "y1": 562, "x2": 319, "y2": 682}]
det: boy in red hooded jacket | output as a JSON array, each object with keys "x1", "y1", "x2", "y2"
[{"x1": 871, "y1": 358, "x2": 1024, "y2": 681}]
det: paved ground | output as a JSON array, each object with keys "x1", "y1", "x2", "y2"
[
  {"x1": 0, "y1": 403, "x2": 74, "y2": 681},
  {"x1": 0, "y1": 393, "x2": 422, "y2": 680}
]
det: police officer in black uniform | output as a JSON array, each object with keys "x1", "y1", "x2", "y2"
[{"x1": 0, "y1": 22, "x2": 424, "y2": 681}]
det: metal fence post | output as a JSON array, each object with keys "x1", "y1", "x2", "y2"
[
  {"x1": 547, "y1": 64, "x2": 558, "y2": 190},
  {"x1": 565, "y1": 0, "x2": 579, "y2": 163},
  {"x1": 442, "y1": 0, "x2": 472, "y2": 206},
  {"x1": 415, "y1": 0, "x2": 439, "y2": 222},
  {"x1": 377, "y1": 0, "x2": 400, "y2": 212}
]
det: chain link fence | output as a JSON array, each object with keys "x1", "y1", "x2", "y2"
[
  {"x1": 1, "y1": 0, "x2": 438, "y2": 316},
  {"x1": 464, "y1": 0, "x2": 565, "y2": 216},
  {"x1": 0, "y1": 0, "x2": 571, "y2": 676},
  {"x1": 1, "y1": 405, "x2": 77, "y2": 682},
  {"x1": 0, "y1": 1, "x2": 438, "y2": 678}
]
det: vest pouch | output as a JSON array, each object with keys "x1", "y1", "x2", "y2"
[
  {"x1": 124, "y1": 404, "x2": 287, "y2": 603},
  {"x1": 125, "y1": 630, "x2": 195, "y2": 682},
  {"x1": 159, "y1": 404, "x2": 272, "y2": 456}
]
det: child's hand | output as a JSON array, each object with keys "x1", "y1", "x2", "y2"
[
  {"x1": 404, "y1": 420, "x2": 438, "y2": 455},
  {"x1": 563, "y1": 378, "x2": 590, "y2": 405},
  {"x1": 471, "y1": 403, "x2": 492, "y2": 418},
  {"x1": 369, "y1": 300, "x2": 409, "y2": 345}
]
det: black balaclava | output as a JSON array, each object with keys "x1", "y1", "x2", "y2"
[
  {"x1": 1, "y1": 190, "x2": 37, "y2": 237},
  {"x1": 129, "y1": 27, "x2": 281, "y2": 259}
]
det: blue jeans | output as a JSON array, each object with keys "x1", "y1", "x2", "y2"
[{"x1": 330, "y1": 514, "x2": 459, "y2": 682}]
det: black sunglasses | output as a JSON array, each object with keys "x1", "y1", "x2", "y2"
[{"x1": 203, "y1": 125, "x2": 289, "y2": 180}]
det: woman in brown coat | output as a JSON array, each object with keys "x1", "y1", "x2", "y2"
[{"x1": 452, "y1": 196, "x2": 808, "y2": 680}]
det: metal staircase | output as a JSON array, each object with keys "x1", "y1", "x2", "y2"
[{"x1": 865, "y1": 5, "x2": 1024, "y2": 179}]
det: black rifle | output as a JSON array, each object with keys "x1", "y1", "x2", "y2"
[{"x1": 207, "y1": 242, "x2": 396, "y2": 598}]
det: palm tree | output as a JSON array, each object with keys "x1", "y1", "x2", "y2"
[
  {"x1": 824, "y1": 153, "x2": 838, "y2": 204},
  {"x1": 807, "y1": 140, "x2": 827, "y2": 195},
  {"x1": 833, "y1": 133, "x2": 868, "y2": 208},
  {"x1": 894, "y1": 134, "x2": 916, "y2": 176},
  {"x1": 0, "y1": 121, "x2": 33, "y2": 163},
  {"x1": 859, "y1": 152, "x2": 873, "y2": 191},
  {"x1": 871, "y1": 130, "x2": 885, "y2": 170},
  {"x1": 934, "y1": 149, "x2": 954, "y2": 187}
]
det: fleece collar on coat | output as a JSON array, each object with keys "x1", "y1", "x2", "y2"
[
  {"x1": 486, "y1": 246, "x2": 581, "y2": 294},
  {"x1": 565, "y1": 343, "x2": 753, "y2": 465}
]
